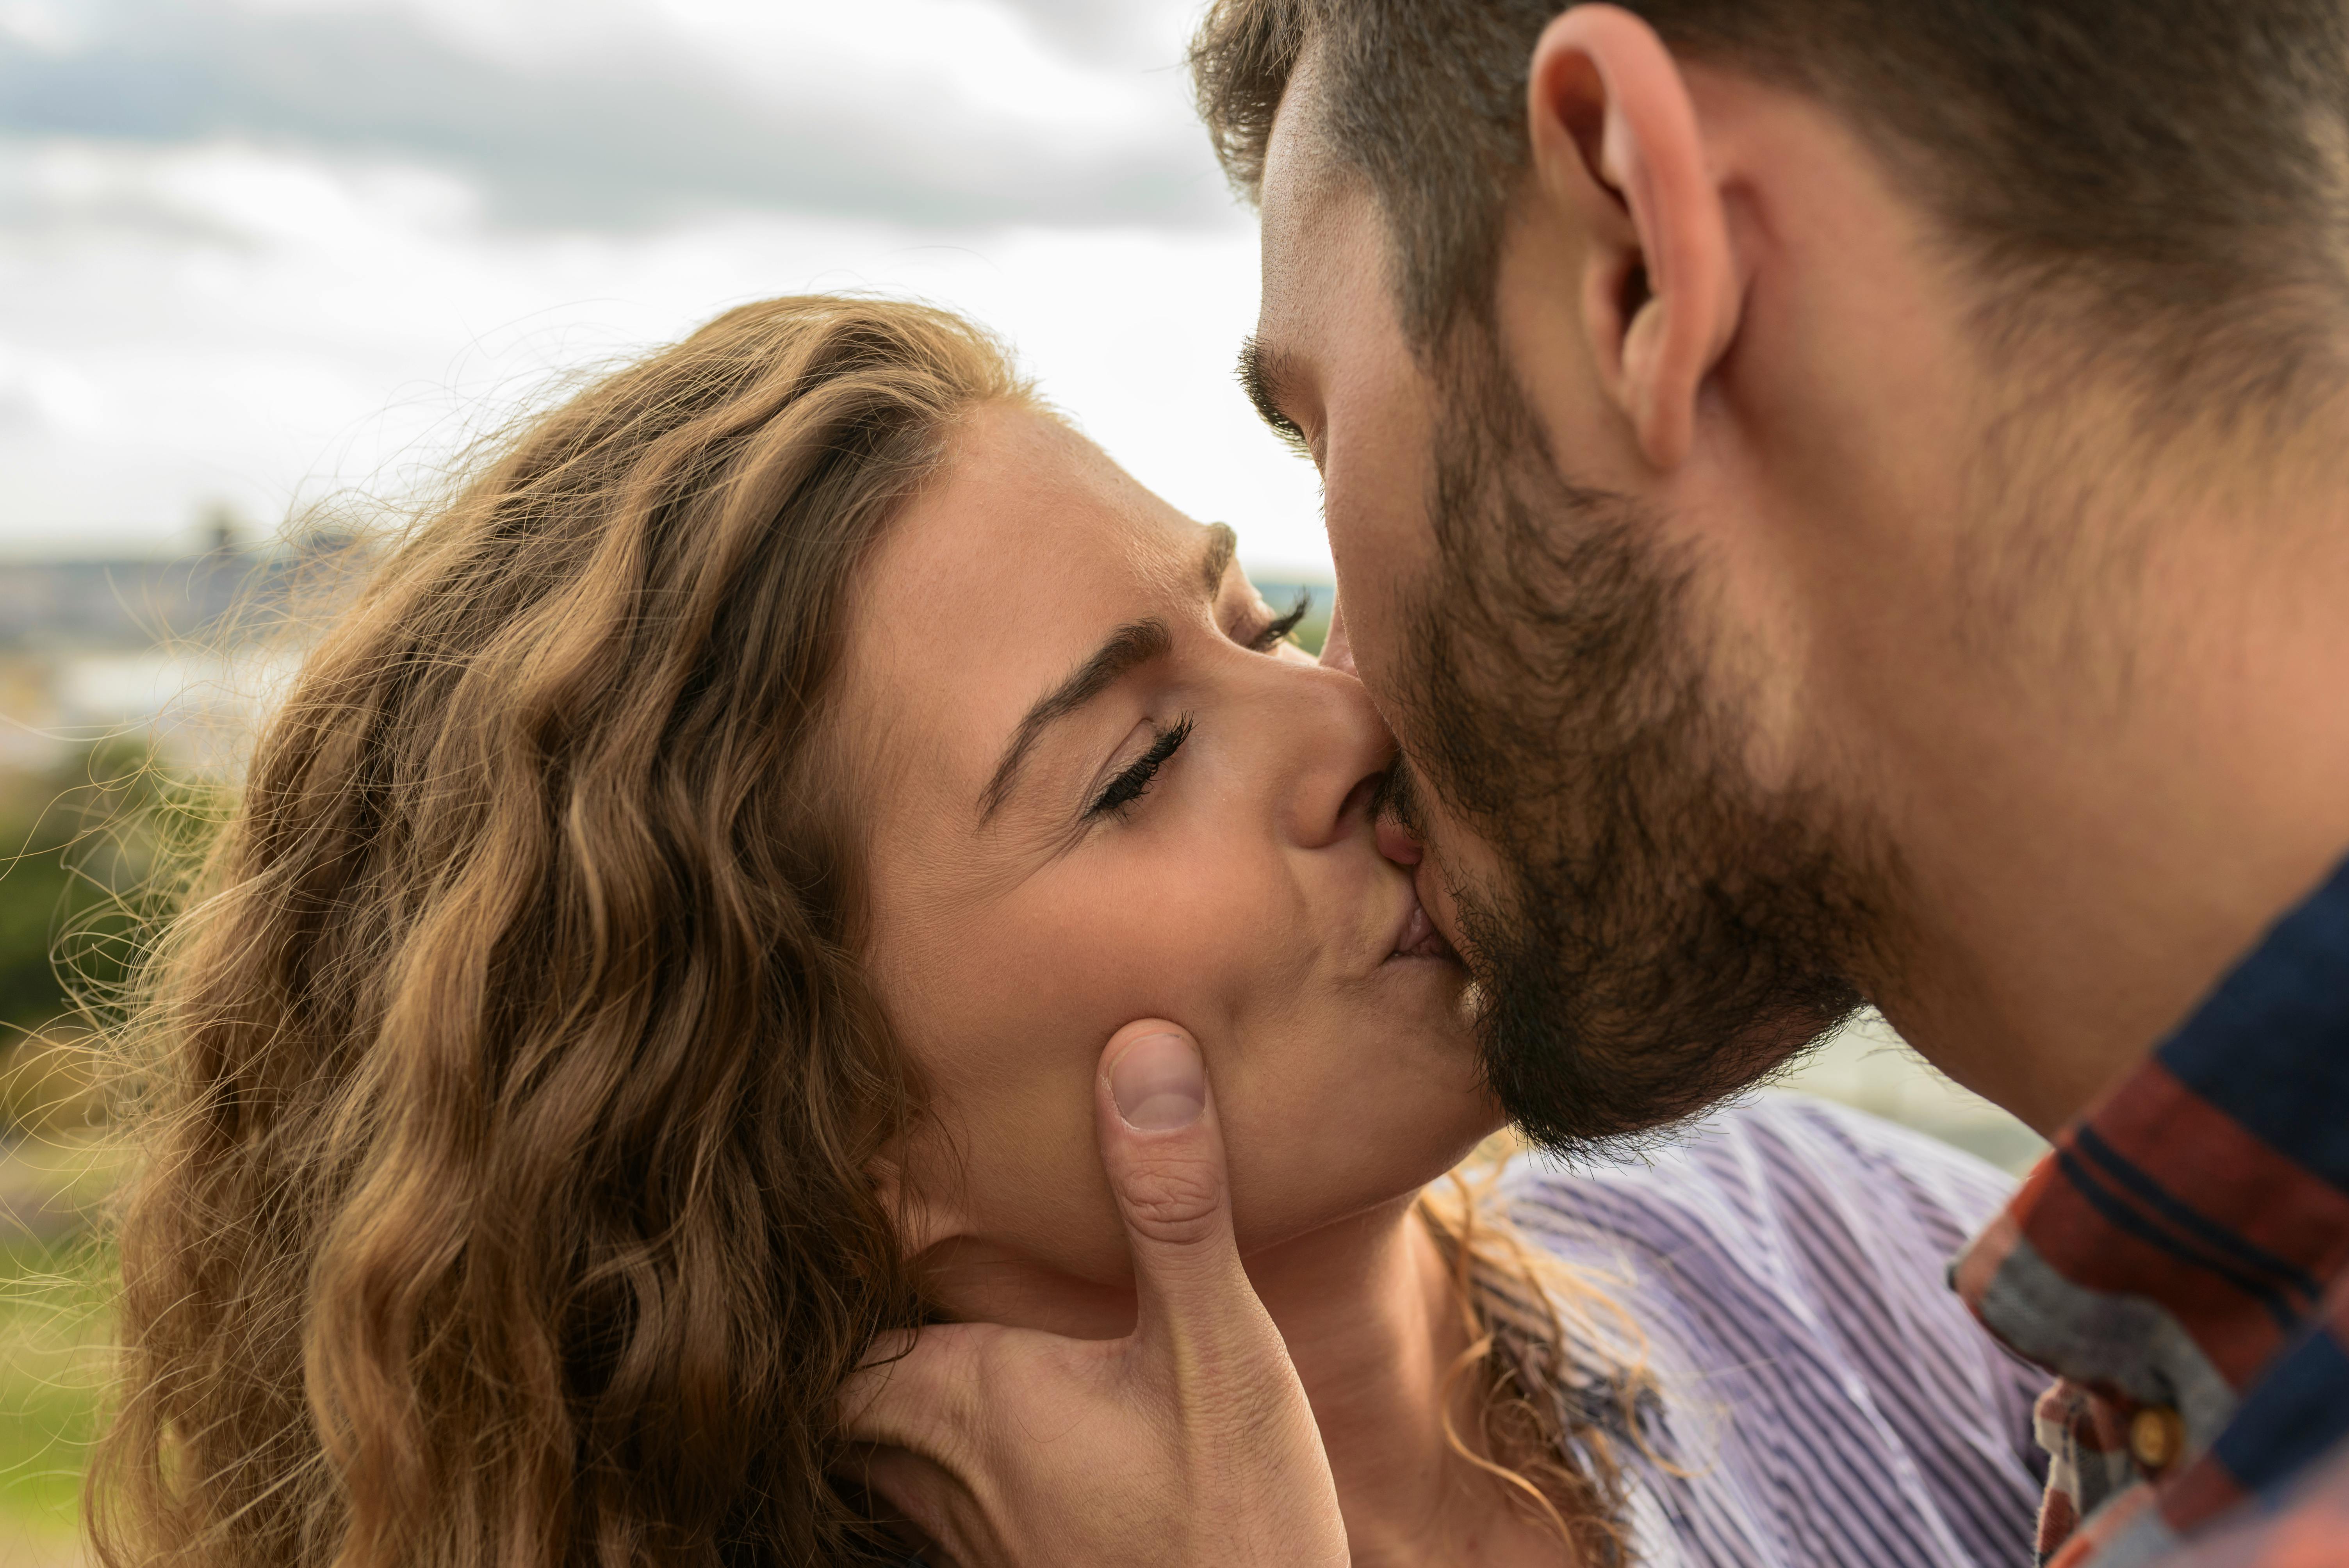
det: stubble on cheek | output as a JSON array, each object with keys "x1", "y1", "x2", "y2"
[{"x1": 1363, "y1": 333, "x2": 1900, "y2": 1152}]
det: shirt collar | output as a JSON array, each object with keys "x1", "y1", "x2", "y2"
[{"x1": 1954, "y1": 857, "x2": 2349, "y2": 1437}]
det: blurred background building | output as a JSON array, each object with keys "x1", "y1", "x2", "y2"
[{"x1": 0, "y1": 3, "x2": 2038, "y2": 1562}]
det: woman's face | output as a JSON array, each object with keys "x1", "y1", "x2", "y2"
[{"x1": 845, "y1": 403, "x2": 1494, "y2": 1319}]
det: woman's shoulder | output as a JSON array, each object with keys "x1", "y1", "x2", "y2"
[
  {"x1": 1498, "y1": 1091, "x2": 2018, "y2": 1293},
  {"x1": 1496, "y1": 1094, "x2": 2051, "y2": 1566}
]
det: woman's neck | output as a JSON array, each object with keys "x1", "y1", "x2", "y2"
[
  {"x1": 1249, "y1": 1198, "x2": 1567, "y2": 1566},
  {"x1": 924, "y1": 1196, "x2": 1569, "y2": 1567}
]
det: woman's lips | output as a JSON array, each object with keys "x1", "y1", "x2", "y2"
[{"x1": 1389, "y1": 886, "x2": 1462, "y2": 962}]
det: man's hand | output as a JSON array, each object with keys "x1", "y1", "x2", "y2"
[{"x1": 840, "y1": 1023, "x2": 1348, "y2": 1568}]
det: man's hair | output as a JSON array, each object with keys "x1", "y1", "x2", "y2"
[{"x1": 1193, "y1": 0, "x2": 2349, "y2": 387}]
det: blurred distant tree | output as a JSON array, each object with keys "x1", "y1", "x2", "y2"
[
  {"x1": 0, "y1": 741, "x2": 175, "y2": 1039},
  {"x1": 1292, "y1": 612, "x2": 1329, "y2": 658}
]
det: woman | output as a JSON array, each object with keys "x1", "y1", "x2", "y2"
[{"x1": 96, "y1": 297, "x2": 2044, "y2": 1568}]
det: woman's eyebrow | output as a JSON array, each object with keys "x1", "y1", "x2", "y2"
[
  {"x1": 978, "y1": 618, "x2": 1173, "y2": 820},
  {"x1": 1199, "y1": 521, "x2": 1238, "y2": 594},
  {"x1": 975, "y1": 526, "x2": 1238, "y2": 821}
]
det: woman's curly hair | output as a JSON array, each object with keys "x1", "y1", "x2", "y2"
[
  {"x1": 91, "y1": 290, "x2": 1644, "y2": 1568},
  {"x1": 92, "y1": 296, "x2": 1028, "y2": 1568}
]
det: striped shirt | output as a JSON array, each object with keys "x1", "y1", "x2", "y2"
[
  {"x1": 1952, "y1": 857, "x2": 2349, "y2": 1568},
  {"x1": 1494, "y1": 1094, "x2": 2049, "y2": 1567}
]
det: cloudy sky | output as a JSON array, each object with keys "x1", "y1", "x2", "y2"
[{"x1": 0, "y1": 0, "x2": 1333, "y2": 572}]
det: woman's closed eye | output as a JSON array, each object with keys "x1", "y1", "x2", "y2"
[
  {"x1": 1087, "y1": 715, "x2": 1194, "y2": 818},
  {"x1": 1247, "y1": 589, "x2": 1313, "y2": 653},
  {"x1": 1082, "y1": 590, "x2": 1305, "y2": 821}
]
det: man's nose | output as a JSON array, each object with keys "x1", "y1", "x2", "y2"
[
  {"x1": 1375, "y1": 809, "x2": 1424, "y2": 867},
  {"x1": 1318, "y1": 595, "x2": 1358, "y2": 676}
]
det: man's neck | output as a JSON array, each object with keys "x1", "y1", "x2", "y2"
[
  {"x1": 926, "y1": 1196, "x2": 1565, "y2": 1566},
  {"x1": 1863, "y1": 404, "x2": 2349, "y2": 1132}
]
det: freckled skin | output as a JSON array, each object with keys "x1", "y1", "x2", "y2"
[{"x1": 841, "y1": 404, "x2": 1495, "y2": 1331}]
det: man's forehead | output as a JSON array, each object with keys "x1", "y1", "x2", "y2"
[
  {"x1": 1262, "y1": 42, "x2": 1335, "y2": 194},
  {"x1": 1258, "y1": 50, "x2": 1374, "y2": 338},
  {"x1": 1259, "y1": 50, "x2": 1353, "y2": 276}
]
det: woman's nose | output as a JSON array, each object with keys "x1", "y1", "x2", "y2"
[{"x1": 1279, "y1": 665, "x2": 1398, "y2": 850}]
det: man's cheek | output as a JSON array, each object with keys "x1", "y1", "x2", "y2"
[
  {"x1": 1323, "y1": 476, "x2": 1422, "y2": 586},
  {"x1": 1323, "y1": 556, "x2": 1410, "y2": 719},
  {"x1": 1415, "y1": 788, "x2": 1512, "y2": 940},
  {"x1": 1324, "y1": 481, "x2": 1439, "y2": 673}
]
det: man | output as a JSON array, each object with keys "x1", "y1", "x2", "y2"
[{"x1": 846, "y1": 2, "x2": 2349, "y2": 1563}]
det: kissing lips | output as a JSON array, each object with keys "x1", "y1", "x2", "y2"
[{"x1": 1390, "y1": 887, "x2": 1462, "y2": 963}]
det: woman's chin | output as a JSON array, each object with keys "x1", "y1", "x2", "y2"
[{"x1": 1226, "y1": 1100, "x2": 1506, "y2": 1257}]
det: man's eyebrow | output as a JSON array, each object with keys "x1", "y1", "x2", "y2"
[
  {"x1": 1237, "y1": 335, "x2": 1312, "y2": 457},
  {"x1": 978, "y1": 618, "x2": 1173, "y2": 820}
]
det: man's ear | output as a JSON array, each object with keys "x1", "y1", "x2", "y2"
[{"x1": 1527, "y1": 4, "x2": 1741, "y2": 470}]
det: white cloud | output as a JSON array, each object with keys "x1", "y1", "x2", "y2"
[
  {"x1": 0, "y1": 138, "x2": 1329, "y2": 572},
  {"x1": 0, "y1": 0, "x2": 1332, "y2": 575},
  {"x1": 0, "y1": 0, "x2": 1234, "y2": 228}
]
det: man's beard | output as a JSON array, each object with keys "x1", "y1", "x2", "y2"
[{"x1": 1390, "y1": 337, "x2": 1896, "y2": 1155}]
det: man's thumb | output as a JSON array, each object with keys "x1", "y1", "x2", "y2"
[{"x1": 1096, "y1": 1023, "x2": 1254, "y2": 1311}]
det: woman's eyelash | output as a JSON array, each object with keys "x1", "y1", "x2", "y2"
[
  {"x1": 1249, "y1": 589, "x2": 1314, "y2": 652},
  {"x1": 1087, "y1": 716, "x2": 1194, "y2": 818},
  {"x1": 1078, "y1": 592, "x2": 1305, "y2": 821}
]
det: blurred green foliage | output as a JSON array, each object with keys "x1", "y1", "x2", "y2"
[
  {"x1": 0, "y1": 1235, "x2": 113, "y2": 1552},
  {"x1": 0, "y1": 742, "x2": 169, "y2": 1041},
  {"x1": 0, "y1": 743, "x2": 174, "y2": 1552}
]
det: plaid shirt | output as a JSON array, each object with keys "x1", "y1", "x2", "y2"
[{"x1": 1951, "y1": 858, "x2": 2349, "y2": 1568}]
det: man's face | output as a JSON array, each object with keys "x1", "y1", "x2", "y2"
[{"x1": 1252, "y1": 82, "x2": 1889, "y2": 1151}]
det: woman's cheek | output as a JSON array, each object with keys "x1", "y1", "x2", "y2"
[
  {"x1": 931, "y1": 865, "x2": 1306, "y2": 1285},
  {"x1": 1021, "y1": 847, "x2": 1285, "y2": 1028}
]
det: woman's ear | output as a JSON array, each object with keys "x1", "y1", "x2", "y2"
[
  {"x1": 870, "y1": 1146, "x2": 964, "y2": 1263},
  {"x1": 1526, "y1": 4, "x2": 1742, "y2": 470}
]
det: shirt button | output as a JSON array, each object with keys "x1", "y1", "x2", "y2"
[{"x1": 2131, "y1": 1406, "x2": 2185, "y2": 1472}]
